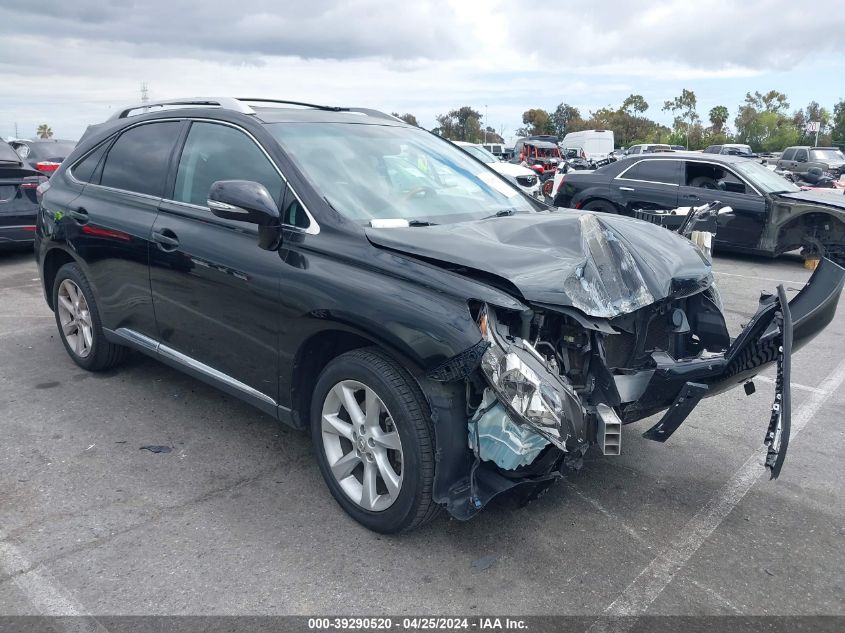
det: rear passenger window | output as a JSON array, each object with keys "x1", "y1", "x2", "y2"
[
  {"x1": 620, "y1": 160, "x2": 681, "y2": 184},
  {"x1": 173, "y1": 122, "x2": 284, "y2": 209},
  {"x1": 100, "y1": 122, "x2": 180, "y2": 196},
  {"x1": 71, "y1": 142, "x2": 109, "y2": 184}
]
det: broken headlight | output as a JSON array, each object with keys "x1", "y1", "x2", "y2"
[{"x1": 477, "y1": 306, "x2": 576, "y2": 448}]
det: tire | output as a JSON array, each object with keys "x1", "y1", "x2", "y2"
[
  {"x1": 310, "y1": 347, "x2": 440, "y2": 533},
  {"x1": 690, "y1": 176, "x2": 718, "y2": 189},
  {"x1": 52, "y1": 263, "x2": 127, "y2": 371},
  {"x1": 582, "y1": 199, "x2": 618, "y2": 214}
]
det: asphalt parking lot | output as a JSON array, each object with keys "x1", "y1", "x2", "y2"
[{"x1": 1, "y1": 247, "x2": 843, "y2": 620}]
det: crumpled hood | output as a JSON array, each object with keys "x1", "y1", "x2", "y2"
[
  {"x1": 366, "y1": 211, "x2": 712, "y2": 318},
  {"x1": 777, "y1": 190, "x2": 845, "y2": 209}
]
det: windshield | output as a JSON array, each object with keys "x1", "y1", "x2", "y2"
[
  {"x1": 30, "y1": 142, "x2": 76, "y2": 160},
  {"x1": 268, "y1": 123, "x2": 537, "y2": 224},
  {"x1": 725, "y1": 145, "x2": 753, "y2": 155},
  {"x1": 733, "y1": 159, "x2": 800, "y2": 194},
  {"x1": 810, "y1": 148, "x2": 845, "y2": 162},
  {"x1": 461, "y1": 144, "x2": 498, "y2": 164}
]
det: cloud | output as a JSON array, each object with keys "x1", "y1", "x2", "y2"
[
  {"x1": 0, "y1": 1, "x2": 469, "y2": 61},
  {"x1": 1, "y1": 0, "x2": 844, "y2": 140}
]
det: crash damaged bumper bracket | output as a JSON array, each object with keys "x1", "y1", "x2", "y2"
[{"x1": 642, "y1": 381, "x2": 709, "y2": 442}]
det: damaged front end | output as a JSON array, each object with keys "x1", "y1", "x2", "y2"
[{"x1": 433, "y1": 232, "x2": 843, "y2": 520}]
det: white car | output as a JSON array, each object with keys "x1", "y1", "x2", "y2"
[{"x1": 454, "y1": 142, "x2": 542, "y2": 198}]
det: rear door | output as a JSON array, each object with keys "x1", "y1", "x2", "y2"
[
  {"x1": 149, "y1": 120, "x2": 287, "y2": 409},
  {"x1": 613, "y1": 158, "x2": 681, "y2": 213},
  {"x1": 679, "y1": 159, "x2": 767, "y2": 249},
  {"x1": 67, "y1": 120, "x2": 183, "y2": 337}
]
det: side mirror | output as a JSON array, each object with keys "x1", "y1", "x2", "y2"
[
  {"x1": 207, "y1": 180, "x2": 280, "y2": 226},
  {"x1": 717, "y1": 180, "x2": 727, "y2": 191}
]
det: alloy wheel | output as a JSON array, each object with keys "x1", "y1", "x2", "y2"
[
  {"x1": 320, "y1": 380, "x2": 404, "y2": 511},
  {"x1": 57, "y1": 279, "x2": 93, "y2": 358}
]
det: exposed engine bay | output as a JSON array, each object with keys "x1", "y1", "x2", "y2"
[{"x1": 368, "y1": 208, "x2": 844, "y2": 519}]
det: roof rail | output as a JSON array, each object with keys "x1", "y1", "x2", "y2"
[
  {"x1": 347, "y1": 108, "x2": 404, "y2": 123},
  {"x1": 109, "y1": 97, "x2": 255, "y2": 120},
  {"x1": 238, "y1": 98, "x2": 349, "y2": 112},
  {"x1": 108, "y1": 97, "x2": 396, "y2": 122}
]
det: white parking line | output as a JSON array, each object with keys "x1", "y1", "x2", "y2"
[
  {"x1": 0, "y1": 530, "x2": 108, "y2": 632},
  {"x1": 714, "y1": 271, "x2": 807, "y2": 286},
  {"x1": 754, "y1": 374, "x2": 826, "y2": 395},
  {"x1": 587, "y1": 356, "x2": 845, "y2": 631}
]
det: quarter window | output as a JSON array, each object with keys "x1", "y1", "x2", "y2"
[
  {"x1": 100, "y1": 122, "x2": 181, "y2": 196},
  {"x1": 620, "y1": 159, "x2": 681, "y2": 185},
  {"x1": 173, "y1": 122, "x2": 284, "y2": 210},
  {"x1": 71, "y1": 142, "x2": 109, "y2": 184}
]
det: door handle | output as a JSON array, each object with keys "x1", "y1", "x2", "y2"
[
  {"x1": 152, "y1": 229, "x2": 179, "y2": 250},
  {"x1": 683, "y1": 193, "x2": 700, "y2": 201},
  {"x1": 68, "y1": 207, "x2": 89, "y2": 224},
  {"x1": 619, "y1": 186, "x2": 635, "y2": 192}
]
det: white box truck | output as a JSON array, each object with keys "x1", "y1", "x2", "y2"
[{"x1": 560, "y1": 130, "x2": 615, "y2": 162}]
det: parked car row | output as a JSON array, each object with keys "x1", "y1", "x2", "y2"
[
  {"x1": 2, "y1": 138, "x2": 76, "y2": 251},
  {"x1": 32, "y1": 97, "x2": 843, "y2": 533},
  {"x1": 552, "y1": 151, "x2": 845, "y2": 264}
]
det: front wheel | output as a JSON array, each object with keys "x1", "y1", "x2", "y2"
[{"x1": 310, "y1": 348, "x2": 440, "y2": 533}]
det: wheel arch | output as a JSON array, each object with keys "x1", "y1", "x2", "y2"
[
  {"x1": 289, "y1": 326, "x2": 430, "y2": 431},
  {"x1": 773, "y1": 209, "x2": 845, "y2": 258},
  {"x1": 41, "y1": 246, "x2": 82, "y2": 310}
]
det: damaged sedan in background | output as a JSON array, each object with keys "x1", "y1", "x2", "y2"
[{"x1": 37, "y1": 100, "x2": 845, "y2": 533}]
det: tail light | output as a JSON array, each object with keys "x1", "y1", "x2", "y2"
[
  {"x1": 35, "y1": 161, "x2": 61, "y2": 174},
  {"x1": 20, "y1": 175, "x2": 47, "y2": 190}
]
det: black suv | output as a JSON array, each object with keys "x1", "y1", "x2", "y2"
[
  {"x1": 35, "y1": 98, "x2": 843, "y2": 532},
  {"x1": 554, "y1": 152, "x2": 845, "y2": 264}
]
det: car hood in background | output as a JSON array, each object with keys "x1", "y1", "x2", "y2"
[
  {"x1": 366, "y1": 211, "x2": 712, "y2": 318},
  {"x1": 487, "y1": 162, "x2": 538, "y2": 179},
  {"x1": 777, "y1": 190, "x2": 845, "y2": 210}
]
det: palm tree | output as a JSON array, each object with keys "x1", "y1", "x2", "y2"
[{"x1": 37, "y1": 124, "x2": 53, "y2": 139}]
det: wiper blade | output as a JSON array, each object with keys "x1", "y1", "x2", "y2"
[{"x1": 407, "y1": 219, "x2": 438, "y2": 226}]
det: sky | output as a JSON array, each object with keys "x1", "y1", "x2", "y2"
[{"x1": 1, "y1": 0, "x2": 844, "y2": 143}]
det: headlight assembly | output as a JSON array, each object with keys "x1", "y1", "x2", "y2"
[{"x1": 476, "y1": 305, "x2": 584, "y2": 449}]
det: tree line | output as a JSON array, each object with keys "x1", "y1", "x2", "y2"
[{"x1": 411, "y1": 90, "x2": 845, "y2": 152}]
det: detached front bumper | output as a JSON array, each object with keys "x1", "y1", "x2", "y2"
[{"x1": 628, "y1": 258, "x2": 844, "y2": 476}]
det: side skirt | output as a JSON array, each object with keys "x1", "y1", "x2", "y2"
[{"x1": 104, "y1": 327, "x2": 294, "y2": 426}]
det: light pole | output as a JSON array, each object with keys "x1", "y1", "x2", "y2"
[{"x1": 484, "y1": 105, "x2": 488, "y2": 144}]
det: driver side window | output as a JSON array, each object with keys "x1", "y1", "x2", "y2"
[{"x1": 173, "y1": 122, "x2": 284, "y2": 210}]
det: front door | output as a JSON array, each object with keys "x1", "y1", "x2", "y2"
[
  {"x1": 149, "y1": 121, "x2": 287, "y2": 408},
  {"x1": 680, "y1": 160, "x2": 767, "y2": 249}
]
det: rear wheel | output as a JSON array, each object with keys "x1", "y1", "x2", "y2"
[
  {"x1": 311, "y1": 348, "x2": 439, "y2": 533},
  {"x1": 52, "y1": 263, "x2": 126, "y2": 371},
  {"x1": 582, "y1": 199, "x2": 618, "y2": 214}
]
